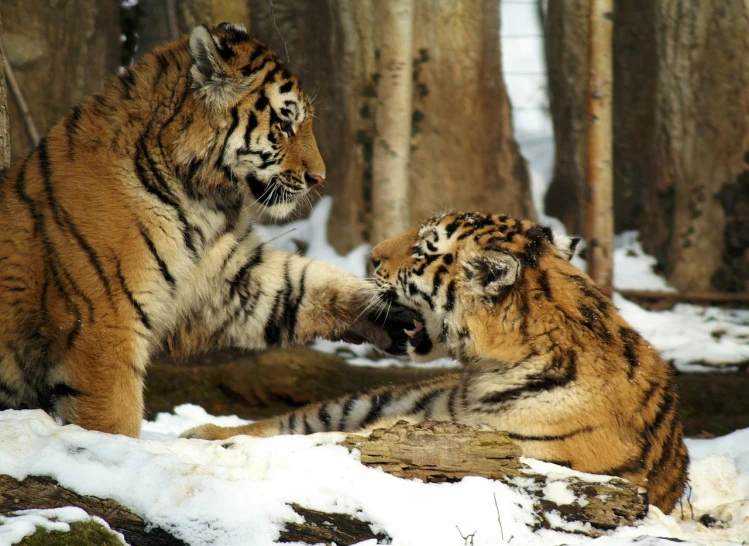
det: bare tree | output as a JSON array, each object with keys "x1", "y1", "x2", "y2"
[
  {"x1": 1, "y1": 0, "x2": 121, "y2": 162},
  {"x1": 547, "y1": 0, "x2": 749, "y2": 293},
  {"x1": 585, "y1": 0, "x2": 614, "y2": 294},
  {"x1": 371, "y1": 0, "x2": 414, "y2": 242},
  {"x1": 0, "y1": 11, "x2": 10, "y2": 169}
]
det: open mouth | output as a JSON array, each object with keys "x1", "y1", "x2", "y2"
[{"x1": 403, "y1": 319, "x2": 432, "y2": 355}]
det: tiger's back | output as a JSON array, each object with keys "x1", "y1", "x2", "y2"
[{"x1": 187, "y1": 212, "x2": 689, "y2": 513}]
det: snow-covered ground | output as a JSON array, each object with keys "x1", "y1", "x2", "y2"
[
  {"x1": 3, "y1": 4, "x2": 749, "y2": 546},
  {"x1": 1, "y1": 405, "x2": 749, "y2": 546}
]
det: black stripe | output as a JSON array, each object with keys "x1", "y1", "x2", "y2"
[
  {"x1": 119, "y1": 69, "x2": 137, "y2": 97},
  {"x1": 447, "y1": 385, "x2": 458, "y2": 420},
  {"x1": 279, "y1": 81, "x2": 293, "y2": 93},
  {"x1": 16, "y1": 157, "x2": 86, "y2": 344},
  {"x1": 444, "y1": 280, "x2": 456, "y2": 312},
  {"x1": 264, "y1": 292, "x2": 283, "y2": 345},
  {"x1": 115, "y1": 259, "x2": 152, "y2": 331},
  {"x1": 318, "y1": 404, "x2": 331, "y2": 432},
  {"x1": 139, "y1": 226, "x2": 176, "y2": 287},
  {"x1": 537, "y1": 269, "x2": 552, "y2": 300},
  {"x1": 65, "y1": 106, "x2": 83, "y2": 160},
  {"x1": 39, "y1": 141, "x2": 113, "y2": 303},
  {"x1": 507, "y1": 425, "x2": 594, "y2": 442},
  {"x1": 339, "y1": 395, "x2": 357, "y2": 430},
  {"x1": 619, "y1": 327, "x2": 641, "y2": 379},
  {"x1": 480, "y1": 351, "x2": 577, "y2": 405},
  {"x1": 359, "y1": 391, "x2": 393, "y2": 428},
  {"x1": 255, "y1": 93, "x2": 269, "y2": 111},
  {"x1": 284, "y1": 263, "x2": 307, "y2": 342},
  {"x1": 409, "y1": 388, "x2": 447, "y2": 420},
  {"x1": 302, "y1": 415, "x2": 313, "y2": 435},
  {"x1": 288, "y1": 413, "x2": 297, "y2": 433},
  {"x1": 216, "y1": 107, "x2": 240, "y2": 170},
  {"x1": 51, "y1": 383, "x2": 83, "y2": 399}
]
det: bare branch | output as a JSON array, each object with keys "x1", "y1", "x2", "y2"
[
  {"x1": 2, "y1": 54, "x2": 39, "y2": 146},
  {"x1": 268, "y1": 0, "x2": 290, "y2": 63}
]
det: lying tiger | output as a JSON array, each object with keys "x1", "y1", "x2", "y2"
[{"x1": 183, "y1": 212, "x2": 689, "y2": 513}]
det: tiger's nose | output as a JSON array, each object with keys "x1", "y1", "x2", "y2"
[
  {"x1": 304, "y1": 173, "x2": 325, "y2": 187},
  {"x1": 370, "y1": 257, "x2": 382, "y2": 269}
]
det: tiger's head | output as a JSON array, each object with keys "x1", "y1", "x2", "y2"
[
  {"x1": 371, "y1": 212, "x2": 584, "y2": 362},
  {"x1": 178, "y1": 23, "x2": 324, "y2": 219}
]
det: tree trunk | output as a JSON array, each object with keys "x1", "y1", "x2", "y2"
[
  {"x1": 1, "y1": 0, "x2": 121, "y2": 162},
  {"x1": 0, "y1": 11, "x2": 9, "y2": 169},
  {"x1": 143, "y1": 1, "x2": 535, "y2": 251},
  {"x1": 584, "y1": 0, "x2": 614, "y2": 294},
  {"x1": 407, "y1": 0, "x2": 535, "y2": 228},
  {"x1": 647, "y1": 0, "x2": 749, "y2": 292},
  {"x1": 544, "y1": 0, "x2": 589, "y2": 236},
  {"x1": 548, "y1": 1, "x2": 749, "y2": 292},
  {"x1": 371, "y1": 0, "x2": 414, "y2": 242}
]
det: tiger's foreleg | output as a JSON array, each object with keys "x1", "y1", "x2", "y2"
[
  {"x1": 190, "y1": 246, "x2": 414, "y2": 355},
  {"x1": 52, "y1": 334, "x2": 148, "y2": 438},
  {"x1": 181, "y1": 373, "x2": 463, "y2": 440}
]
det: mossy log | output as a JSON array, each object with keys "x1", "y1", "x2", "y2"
[{"x1": 0, "y1": 475, "x2": 184, "y2": 546}]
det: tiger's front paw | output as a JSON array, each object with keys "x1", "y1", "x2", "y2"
[{"x1": 346, "y1": 299, "x2": 422, "y2": 356}]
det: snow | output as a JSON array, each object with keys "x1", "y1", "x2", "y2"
[
  {"x1": 2, "y1": 5, "x2": 749, "y2": 546},
  {"x1": 2, "y1": 407, "x2": 749, "y2": 546}
]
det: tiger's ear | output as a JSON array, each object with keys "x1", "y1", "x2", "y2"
[
  {"x1": 551, "y1": 232, "x2": 582, "y2": 261},
  {"x1": 189, "y1": 25, "x2": 247, "y2": 109},
  {"x1": 462, "y1": 250, "x2": 521, "y2": 297}
]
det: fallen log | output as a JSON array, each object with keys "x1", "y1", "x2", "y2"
[
  {"x1": 342, "y1": 421, "x2": 648, "y2": 535},
  {"x1": 0, "y1": 475, "x2": 185, "y2": 546}
]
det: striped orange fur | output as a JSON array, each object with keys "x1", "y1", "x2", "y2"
[
  {"x1": 0, "y1": 23, "x2": 409, "y2": 438},
  {"x1": 184, "y1": 212, "x2": 689, "y2": 513}
]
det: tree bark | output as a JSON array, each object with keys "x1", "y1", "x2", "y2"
[
  {"x1": 544, "y1": 0, "x2": 589, "y2": 236},
  {"x1": 585, "y1": 0, "x2": 614, "y2": 294},
  {"x1": 0, "y1": 475, "x2": 185, "y2": 546},
  {"x1": 371, "y1": 0, "x2": 414, "y2": 242},
  {"x1": 0, "y1": 11, "x2": 9, "y2": 169},
  {"x1": 547, "y1": 0, "x2": 749, "y2": 292},
  {"x1": 647, "y1": 0, "x2": 749, "y2": 292},
  {"x1": 0, "y1": 0, "x2": 121, "y2": 162}
]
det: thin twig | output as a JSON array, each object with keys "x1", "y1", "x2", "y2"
[
  {"x1": 166, "y1": 0, "x2": 180, "y2": 40},
  {"x1": 493, "y1": 492, "x2": 505, "y2": 542},
  {"x1": 2, "y1": 55, "x2": 38, "y2": 145},
  {"x1": 268, "y1": 0, "x2": 290, "y2": 63}
]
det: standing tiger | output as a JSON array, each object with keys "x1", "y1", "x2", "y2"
[
  {"x1": 183, "y1": 212, "x2": 689, "y2": 513},
  {"x1": 0, "y1": 23, "x2": 409, "y2": 438}
]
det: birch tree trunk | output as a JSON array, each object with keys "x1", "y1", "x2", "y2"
[
  {"x1": 371, "y1": 0, "x2": 414, "y2": 242},
  {"x1": 0, "y1": 0, "x2": 121, "y2": 162},
  {"x1": 0, "y1": 11, "x2": 10, "y2": 169},
  {"x1": 585, "y1": 0, "x2": 614, "y2": 294}
]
